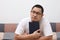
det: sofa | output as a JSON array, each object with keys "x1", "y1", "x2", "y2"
[
  {"x1": 51, "y1": 23, "x2": 60, "y2": 40},
  {"x1": 0, "y1": 23, "x2": 17, "y2": 40},
  {"x1": 0, "y1": 23, "x2": 60, "y2": 40}
]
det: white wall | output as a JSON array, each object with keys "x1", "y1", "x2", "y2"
[{"x1": 0, "y1": 0, "x2": 60, "y2": 23}]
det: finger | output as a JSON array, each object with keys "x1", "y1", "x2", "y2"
[
  {"x1": 36, "y1": 29, "x2": 40, "y2": 31},
  {"x1": 36, "y1": 29, "x2": 40, "y2": 32}
]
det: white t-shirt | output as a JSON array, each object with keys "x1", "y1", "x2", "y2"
[{"x1": 15, "y1": 17, "x2": 53, "y2": 36}]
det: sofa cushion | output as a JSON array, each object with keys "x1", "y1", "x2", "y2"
[
  {"x1": 50, "y1": 23, "x2": 56, "y2": 32},
  {"x1": 56, "y1": 23, "x2": 60, "y2": 32},
  {"x1": 3, "y1": 32, "x2": 14, "y2": 40},
  {"x1": 56, "y1": 32, "x2": 60, "y2": 40},
  {"x1": 4, "y1": 24, "x2": 17, "y2": 32},
  {"x1": 0, "y1": 24, "x2": 4, "y2": 32}
]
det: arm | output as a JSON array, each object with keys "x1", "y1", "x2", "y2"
[
  {"x1": 14, "y1": 33, "x2": 37, "y2": 40},
  {"x1": 14, "y1": 29, "x2": 41, "y2": 40},
  {"x1": 39, "y1": 18, "x2": 53, "y2": 40},
  {"x1": 38, "y1": 35, "x2": 53, "y2": 40},
  {"x1": 14, "y1": 19, "x2": 42, "y2": 40}
]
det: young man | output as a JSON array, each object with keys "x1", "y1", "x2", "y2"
[{"x1": 14, "y1": 4, "x2": 53, "y2": 40}]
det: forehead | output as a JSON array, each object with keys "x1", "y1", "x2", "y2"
[{"x1": 31, "y1": 7, "x2": 42, "y2": 12}]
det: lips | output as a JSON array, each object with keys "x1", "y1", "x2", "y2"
[
  {"x1": 31, "y1": 17, "x2": 37, "y2": 21},
  {"x1": 33, "y1": 17, "x2": 37, "y2": 19}
]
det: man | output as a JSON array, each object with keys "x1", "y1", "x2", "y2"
[{"x1": 14, "y1": 4, "x2": 53, "y2": 40}]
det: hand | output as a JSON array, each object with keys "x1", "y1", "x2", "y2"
[
  {"x1": 32, "y1": 29, "x2": 42, "y2": 39},
  {"x1": 33, "y1": 29, "x2": 41, "y2": 33}
]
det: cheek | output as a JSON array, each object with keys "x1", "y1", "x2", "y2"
[
  {"x1": 30, "y1": 13, "x2": 33, "y2": 16},
  {"x1": 38, "y1": 16, "x2": 42, "y2": 19}
]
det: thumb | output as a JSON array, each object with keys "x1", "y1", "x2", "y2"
[{"x1": 36, "y1": 29, "x2": 40, "y2": 33}]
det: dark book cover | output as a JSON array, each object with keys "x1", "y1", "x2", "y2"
[{"x1": 29, "y1": 21, "x2": 39, "y2": 34}]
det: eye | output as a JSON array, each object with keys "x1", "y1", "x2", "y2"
[
  {"x1": 31, "y1": 11, "x2": 42, "y2": 15},
  {"x1": 37, "y1": 12, "x2": 42, "y2": 15},
  {"x1": 31, "y1": 11, "x2": 35, "y2": 13}
]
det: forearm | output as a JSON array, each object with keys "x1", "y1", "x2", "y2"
[
  {"x1": 19, "y1": 34, "x2": 36, "y2": 40},
  {"x1": 38, "y1": 35, "x2": 52, "y2": 40},
  {"x1": 15, "y1": 34, "x2": 38, "y2": 40}
]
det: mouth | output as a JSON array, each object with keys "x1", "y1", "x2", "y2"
[
  {"x1": 32, "y1": 17, "x2": 38, "y2": 21},
  {"x1": 33, "y1": 17, "x2": 37, "y2": 19}
]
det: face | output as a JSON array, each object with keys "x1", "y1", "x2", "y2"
[{"x1": 30, "y1": 7, "x2": 43, "y2": 22}]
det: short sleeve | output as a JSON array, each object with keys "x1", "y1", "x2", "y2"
[
  {"x1": 15, "y1": 20, "x2": 26, "y2": 34},
  {"x1": 42, "y1": 18, "x2": 53, "y2": 36}
]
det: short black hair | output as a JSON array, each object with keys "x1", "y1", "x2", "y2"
[{"x1": 32, "y1": 4, "x2": 44, "y2": 13}]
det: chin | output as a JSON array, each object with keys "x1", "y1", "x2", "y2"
[{"x1": 32, "y1": 20, "x2": 39, "y2": 22}]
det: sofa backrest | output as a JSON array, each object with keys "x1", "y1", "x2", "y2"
[
  {"x1": 0, "y1": 24, "x2": 17, "y2": 32},
  {"x1": 50, "y1": 23, "x2": 60, "y2": 32},
  {"x1": 0, "y1": 23, "x2": 60, "y2": 32}
]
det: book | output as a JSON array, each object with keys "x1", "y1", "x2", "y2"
[{"x1": 29, "y1": 21, "x2": 39, "y2": 34}]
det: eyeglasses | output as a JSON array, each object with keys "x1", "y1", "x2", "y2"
[{"x1": 31, "y1": 11, "x2": 42, "y2": 15}]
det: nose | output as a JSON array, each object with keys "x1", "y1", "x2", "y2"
[{"x1": 33, "y1": 13, "x2": 37, "y2": 17}]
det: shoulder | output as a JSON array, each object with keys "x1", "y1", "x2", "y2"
[
  {"x1": 19, "y1": 17, "x2": 31, "y2": 24},
  {"x1": 41, "y1": 17, "x2": 50, "y2": 23},
  {"x1": 40, "y1": 16, "x2": 51, "y2": 27}
]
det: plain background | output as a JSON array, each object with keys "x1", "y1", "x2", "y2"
[{"x1": 0, "y1": 0, "x2": 60, "y2": 23}]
